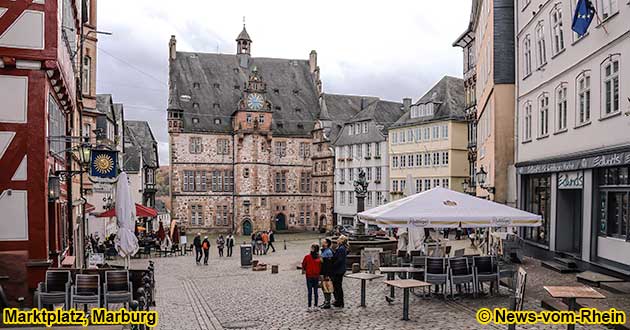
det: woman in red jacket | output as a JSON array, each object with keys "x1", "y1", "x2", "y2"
[{"x1": 302, "y1": 243, "x2": 321, "y2": 310}]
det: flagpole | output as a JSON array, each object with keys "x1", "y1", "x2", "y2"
[{"x1": 590, "y1": 0, "x2": 609, "y2": 34}]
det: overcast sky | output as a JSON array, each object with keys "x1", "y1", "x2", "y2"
[{"x1": 96, "y1": 0, "x2": 471, "y2": 166}]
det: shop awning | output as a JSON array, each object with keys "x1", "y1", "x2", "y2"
[
  {"x1": 358, "y1": 187, "x2": 542, "y2": 228},
  {"x1": 96, "y1": 203, "x2": 158, "y2": 218}
]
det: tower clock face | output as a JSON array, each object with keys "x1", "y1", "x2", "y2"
[{"x1": 247, "y1": 93, "x2": 264, "y2": 110}]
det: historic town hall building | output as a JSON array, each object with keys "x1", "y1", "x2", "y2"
[{"x1": 168, "y1": 26, "x2": 333, "y2": 234}]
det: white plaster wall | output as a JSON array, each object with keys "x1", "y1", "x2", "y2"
[
  {"x1": 0, "y1": 75, "x2": 28, "y2": 123},
  {"x1": 0, "y1": 190, "x2": 28, "y2": 241},
  {"x1": 0, "y1": 10, "x2": 45, "y2": 50}
]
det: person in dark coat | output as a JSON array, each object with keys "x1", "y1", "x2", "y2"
[
  {"x1": 202, "y1": 236, "x2": 210, "y2": 265},
  {"x1": 226, "y1": 233, "x2": 235, "y2": 257},
  {"x1": 331, "y1": 235, "x2": 348, "y2": 308},
  {"x1": 267, "y1": 230, "x2": 276, "y2": 253},
  {"x1": 193, "y1": 233, "x2": 202, "y2": 265},
  {"x1": 319, "y1": 238, "x2": 334, "y2": 309}
]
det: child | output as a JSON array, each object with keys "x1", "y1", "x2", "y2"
[{"x1": 301, "y1": 243, "x2": 321, "y2": 311}]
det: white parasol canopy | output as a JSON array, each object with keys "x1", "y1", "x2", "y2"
[
  {"x1": 358, "y1": 187, "x2": 542, "y2": 228},
  {"x1": 114, "y1": 172, "x2": 139, "y2": 258}
]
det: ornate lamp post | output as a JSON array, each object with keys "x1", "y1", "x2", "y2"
[
  {"x1": 475, "y1": 166, "x2": 495, "y2": 197},
  {"x1": 353, "y1": 169, "x2": 368, "y2": 235}
]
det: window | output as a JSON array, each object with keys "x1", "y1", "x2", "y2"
[
  {"x1": 407, "y1": 129, "x2": 413, "y2": 142},
  {"x1": 321, "y1": 181, "x2": 327, "y2": 193},
  {"x1": 432, "y1": 126, "x2": 440, "y2": 139},
  {"x1": 415, "y1": 128, "x2": 421, "y2": 141},
  {"x1": 189, "y1": 137, "x2": 203, "y2": 154},
  {"x1": 182, "y1": 171, "x2": 194, "y2": 192},
  {"x1": 556, "y1": 84, "x2": 568, "y2": 131},
  {"x1": 356, "y1": 143, "x2": 362, "y2": 158},
  {"x1": 441, "y1": 125, "x2": 449, "y2": 139},
  {"x1": 551, "y1": 6, "x2": 565, "y2": 55},
  {"x1": 376, "y1": 167, "x2": 382, "y2": 182},
  {"x1": 366, "y1": 167, "x2": 372, "y2": 181},
  {"x1": 246, "y1": 114, "x2": 252, "y2": 123},
  {"x1": 597, "y1": 167, "x2": 630, "y2": 239},
  {"x1": 375, "y1": 143, "x2": 381, "y2": 157},
  {"x1": 392, "y1": 180, "x2": 399, "y2": 192},
  {"x1": 340, "y1": 191, "x2": 346, "y2": 205},
  {"x1": 196, "y1": 170, "x2": 207, "y2": 191},
  {"x1": 415, "y1": 154, "x2": 422, "y2": 167},
  {"x1": 432, "y1": 152, "x2": 440, "y2": 166},
  {"x1": 214, "y1": 118, "x2": 222, "y2": 125},
  {"x1": 275, "y1": 171, "x2": 287, "y2": 192},
  {"x1": 362, "y1": 122, "x2": 368, "y2": 133},
  {"x1": 523, "y1": 102, "x2": 533, "y2": 141},
  {"x1": 243, "y1": 168, "x2": 250, "y2": 178},
  {"x1": 82, "y1": 56, "x2": 91, "y2": 93},
  {"x1": 300, "y1": 172, "x2": 311, "y2": 193},
  {"x1": 424, "y1": 179, "x2": 431, "y2": 191},
  {"x1": 299, "y1": 142, "x2": 310, "y2": 158},
  {"x1": 354, "y1": 124, "x2": 360, "y2": 135},
  {"x1": 577, "y1": 72, "x2": 591, "y2": 124},
  {"x1": 349, "y1": 191, "x2": 354, "y2": 205},
  {"x1": 366, "y1": 143, "x2": 371, "y2": 158},
  {"x1": 217, "y1": 139, "x2": 229, "y2": 155},
  {"x1": 524, "y1": 35, "x2": 532, "y2": 76},
  {"x1": 400, "y1": 155, "x2": 406, "y2": 168},
  {"x1": 434, "y1": 179, "x2": 441, "y2": 188},
  {"x1": 424, "y1": 154, "x2": 431, "y2": 166},
  {"x1": 367, "y1": 192, "x2": 373, "y2": 206},
  {"x1": 423, "y1": 127, "x2": 430, "y2": 140},
  {"x1": 190, "y1": 205, "x2": 203, "y2": 226},
  {"x1": 599, "y1": 0, "x2": 618, "y2": 20},
  {"x1": 48, "y1": 95, "x2": 66, "y2": 155},
  {"x1": 216, "y1": 205, "x2": 229, "y2": 226},
  {"x1": 392, "y1": 156, "x2": 399, "y2": 168},
  {"x1": 275, "y1": 141, "x2": 287, "y2": 157},
  {"x1": 415, "y1": 179, "x2": 422, "y2": 193},
  {"x1": 258, "y1": 114, "x2": 265, "y2": 123},
  {"x1": 400, "y1": 130, "x2": 406, "y2": 143},
  {"x1": 348, "y1": 145, "x2": 353, "y2": 159},
  {"x1": 538, "y1": 94, "x2": 549, "y2": 137},
  {"x1": 211, "y1": 170, "x2": 233, "y2": 192},
  {"x1": 376, "y1": 192, "x2": 384, "y2": 205},
  {"x1": 524, "y1": 175, "x2": 551, "y2": 245},
  {"x1": 535, "y1": 22, "x2": 547, "y2": 67},
  {"x1": 400, "y1": 180, "x2": 406, "y2": 193},
  {"x1": 442, "y1": 178, "x2": 449, "y2": 188},
  {"x1": 441, "y1": 151, "x2": 449, "y2": 166},
  {"x1": 602, "y1": 58, "x2": 620, "y2": 116}
]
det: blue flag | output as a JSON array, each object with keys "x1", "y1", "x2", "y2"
[{"x1": 572, "y1": 0, "x2": 595, "y2": 37}]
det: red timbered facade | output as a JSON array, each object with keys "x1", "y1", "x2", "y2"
[{"x1": 0, "y1": 0, "x2": 80, "y2": 305}]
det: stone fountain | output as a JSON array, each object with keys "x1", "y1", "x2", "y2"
[{"x1": 332, "y1": 170, "x2": 397, "y2": 268}]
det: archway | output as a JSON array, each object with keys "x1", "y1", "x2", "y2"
[
  {"x1": 319, "y1": 215, "x2": 327, "y2": 229},
  {"x1": 275, "y1": 213, "x2": 287, "y2": 231},
  {"x1": 242, "y1": 219, "x2": 252, "y2": 236}
]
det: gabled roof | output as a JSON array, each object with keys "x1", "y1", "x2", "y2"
[
  {"x1": 391, "y1": 76, "x2": 465, "y2": 128},
  {"x1": 331, "y1": 96, "x2": 403, "y2": 146},
  {"x1": 319, "y1": 93, "x2": 370, "y2": 142},
  {"x1": 124, "y1": 121, "x2": 158, "y2": 171},
  {"x1": 96, "y1": 94, "x2": 115, "y2": 121},
  {"x1": 168, "y1": 52, "x2": 320, "y2": 137},
  {"x1": 236, "y1": 26, "x2": 251, "y2": 41}
]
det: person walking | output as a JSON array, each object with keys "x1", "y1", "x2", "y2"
[
  {"x1": 267, "y1": 230, "x2": 276, "y2": 253},
  {"x1": 261, "y1": 231, "x2": 269, "y2": 255},
  {"x1": 226, "y1": 233, "x2": 235, "y2": 257},
  {"x1": 193, "y1": 233, "x2": 202, "y2": 265},
  {"x1": 251, "y1": 233, "x2": 257, "y2": 255},
  {"x1": 216, "y1": 235, "x2": 225, "y2": 257},
  {"x1": 319, "y1": 238, "x2": 334, "y2": 309},
  {"x1": 301, "y1": 243, "x2": 321, "y2": 311},
  {"x1": 255, "y1": 232, "x2": 263, "y2": 255},
  {"x1": 202, "y1": 236, "x2": 210, "y2": 265},
  {"x1": 331, "y1": 235, "x2": 348, "y2": 308}
]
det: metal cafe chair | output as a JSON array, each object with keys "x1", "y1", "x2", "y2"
[
  {"x1": 424, "y1": 257, "x2": 448, "y2": 299},
  {"x1": 37, "y1": 270, "x2": 72, "y2": 309},
  {"x1": 104, "y1": 270, "x2": 133, "y2": 309},
  {"x1": 473, "y1": 256, "x2": 500, "y2": 296},
  {"x1": 448, "y1": 257, "x2": 475, "y2": 298},
  {"x1": 71, "y1": 274, "x2": 101, "y2": 309}
]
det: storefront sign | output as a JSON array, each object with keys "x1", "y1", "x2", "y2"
[
  {"x1": 92, "y1": 183, "x2": 112, "y2": 194},
  {"x1": 517, "y1": 150, "x2": 630, "y2": 175},
  {"x1": 558, "y1": 171, "x2": 584, "y2": 189}
]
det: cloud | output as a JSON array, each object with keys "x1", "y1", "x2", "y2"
[{"x1": 96, "y1": 0, "x2": 471, "y2": 165}]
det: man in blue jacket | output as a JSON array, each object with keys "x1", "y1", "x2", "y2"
[{"x1": 331, "y1": 235, "x2": 348, "y2": 308}]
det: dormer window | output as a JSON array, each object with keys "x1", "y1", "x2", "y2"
[
  {"x1": 213, "y1": 83, "x2": 220, "y2": 89},
  {"x1": 295, "y1": 108, "x2": 302, "y2": 113},
  {"x1": 274, "y1": 106, "x2": 281, "y2": 111},
  {"x1": 214, "y1": 118, "x2": 221, "y2": 125},
  {"x1": 213, "y1": 103, "x2": 220, "y2": 109},
  {"x1": 297, "y1": 123, "x2": 304, "y2": 129},
  {"x1": 293, "y1": 89, "x2": 300, "y2": 95},
  {"x1": 277, "y1": 123, "x2": 284, "y2": 128},
  {"x1": 234, "y1": 85, "x2": 240, "y2": 90},
  {"x1": 233, "y1": 68, "x2": 239, "y2": 74},
  {"x1": 193, "y1": 82, "x2": 200, "y2": 89},
  {"x1": 192, "y1": 117, "x2": 199, "y2": 124},
  {"x1": 193, "y1": 102, "x2": 199, "y2": 109},
  {"x1": 273, "y1": 88, "x2": 280, "y2": 94}
]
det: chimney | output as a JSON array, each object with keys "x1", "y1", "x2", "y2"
[
  {"x1": 309, "y1": 50, "x2": 317, "y2": 73},
  {"x1": 403, "y1": 98, "x2": 412, "y2": 113},
  {"x1": 169, "y1": 35, "x2": 177, "y2": 60}
]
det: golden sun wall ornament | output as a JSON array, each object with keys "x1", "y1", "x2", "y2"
[{"x1": 93, "y1": 154, "x2": 114, "y2": 174}]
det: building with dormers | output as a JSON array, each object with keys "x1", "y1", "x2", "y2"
[
  {"x1": 167, "y1": 26, "x2": 333, "y2": 234},
  {"x1": 388, "y1": 76, "x2": 469, "y2": 200},
  {"x1": 332, "y1": 96, "x2": 404, "y2": 226}
]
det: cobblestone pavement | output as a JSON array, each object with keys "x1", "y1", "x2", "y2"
[{"x1": 132, "y1": 235, "x2": 627, "y2": 330}]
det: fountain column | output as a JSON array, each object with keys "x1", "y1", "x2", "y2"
[{"x1": 354, "y1": 169, "x2": 368, "y2": 236}]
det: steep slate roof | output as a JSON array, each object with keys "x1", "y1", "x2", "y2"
[
  {"x1": 236, "y1": 27, "x2": 251, "y2": 41},
  {"x1": 168, "y1": 52, "x2": 320, "y2": 137},
  {"x1": 96, "y1": 94, "x2": 115, "y2": 121},
  {"x1": 319, "y1": 93, "x2": 369, "y2": 142},
  {"x1": 391, "y1": 76, "x2": 465, "y2": 128},
  {"x1": 123, "y1": 121, "x2": 158, "y2": 173},
  {"x1": 332, "y1": 97, "x2": 404, "y2": 146}
]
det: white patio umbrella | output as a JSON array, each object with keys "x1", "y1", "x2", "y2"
[
  {"x1": 358, "y1": 187, "x2": 542, "y2": 229},
  {"x1": 114, "y1": 172, "x2": 139, "y2": 267}
]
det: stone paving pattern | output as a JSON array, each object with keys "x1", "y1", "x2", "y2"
[{"x1": 132, "y1": 234, "x2": 629, "y2": 330}]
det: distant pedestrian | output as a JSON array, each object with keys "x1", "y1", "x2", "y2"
[
  {"x1": 202, "y1": 236, "x2": 210, "y2": 265},
  {"x1": 267, "y1": 230, "x2": 276, "y2": 253},
  {"x1": 255, "y1": 232, "x2": 263, "y2": 255},
  {"x1": 331, "y1": 235, "x2": 348, "y2": 308},
  {"x1": 251, "y1": 233, "x2": 257, "y2": 255},
  {"x1": 319, "y1": 238, "x2": 334, "y2": 309},
  {"x1": 226, "y1": 233, "x2": 235, "y2": 257},
  {"x1": 261, "y1": 231, "x2": 269, "y2": 255},
  {"x1": 302, "y1": 243, "x2": 321, "y2": 311},
  {"x1": 193, "y1": 233, "x2": 202, "y2": 265},
  {"x1": 216, "y1": 235, "x2": 225, "y2": 257}
]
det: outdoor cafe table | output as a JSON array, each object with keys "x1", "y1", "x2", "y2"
[
  {"x1": 543, "y1": 286, "x2": 606, "y2": 330},
  {"x1": 379, "y1": 267, "x2": 424, "y2": 299},
  {"x1": 384, "y1": 279, "x2": 432, "y2": 321},
  {"x1": 345, "y1": 272, "x2": 384, "y2": 307}
]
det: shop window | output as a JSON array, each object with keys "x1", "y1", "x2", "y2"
[{"x1": 523, "y1": 175, "x2": 551, "y2": 245}]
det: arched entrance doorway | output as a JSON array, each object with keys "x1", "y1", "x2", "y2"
[
  {"x1": 275, "y1": 213, "x2": 287, "y2": 231},
  {"x1": 242, "y1": 219, "x2": 252, "y2": 236}
]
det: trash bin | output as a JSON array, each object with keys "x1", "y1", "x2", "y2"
[{"x1": 240, "y1": 244, "x2": 252, "y2": 267}]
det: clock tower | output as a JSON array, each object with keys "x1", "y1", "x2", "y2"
[{"x1": 233, "y1": 66, "x2": 273, "y2": 134}]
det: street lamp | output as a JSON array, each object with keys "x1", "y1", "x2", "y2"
[
  {"x1": 48, "y1": 175, "x2": 60, "y2": 201},
  {"x1": 475, "y1": 166, "x2": 495, "y2": 194},
  {"x1": 462, "y1": 178, "x2": 470, "y2": 192},
  {"x1": 77, "y1": 143, "x2": 92, "y2": 168}
]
